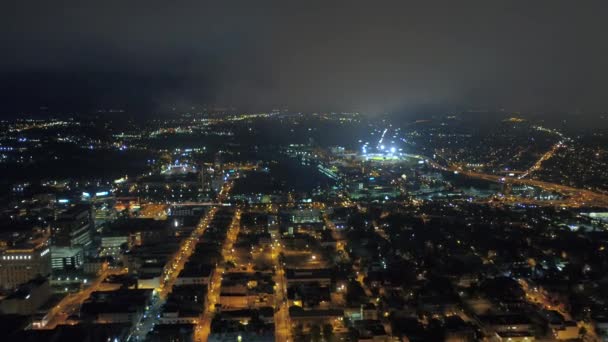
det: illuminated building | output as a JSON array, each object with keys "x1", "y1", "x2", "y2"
[
  {"x1": 291, "y1": 209, "x2": 322, "y2": 224},
  {"x1": 50, "y1": 204, "x2": 93, "y2": 270},
  {"x1": 0, "y1": 231, "x2": 52, "y2": 291}
]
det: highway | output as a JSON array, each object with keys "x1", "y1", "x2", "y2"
[
  {"x1": 518, "y1": 142, "x2": 562, "y2": 179},
  {"x1": 458, "y1": 168, "x2": 608, "y2": 207},
  {"x1": 423, "y1": 158, "x2": 608, "y2": 208}
]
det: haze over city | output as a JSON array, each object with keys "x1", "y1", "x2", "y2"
[
  {"x1": 0, "y1": 1, "x2": 608, "y2": 342},
  {"x1": 2, "y1": 0, "x2": 608, "y2": 114}
]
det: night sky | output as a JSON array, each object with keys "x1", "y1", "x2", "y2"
[{"x1": 2, "y1": 0, "x2": 607, "y2": 114}]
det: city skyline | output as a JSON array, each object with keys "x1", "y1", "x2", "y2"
[{"x1": 1, "y1": 2, "x2": 608, "y2": 342}]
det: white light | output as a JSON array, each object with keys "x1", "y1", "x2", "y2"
[
  {"x1": 380, "y1": 145, "x2": 385, "y2": 150},
  {"x1": 390, "y1": 147, "x2": 396, "y2": 153}
]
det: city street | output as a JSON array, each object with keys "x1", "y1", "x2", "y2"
[
  {"x1": 42, "y1": 267, "x2": 126, "y2": 329},
  {"x1": 273, "y1": 238, "x2": 292, "y2": 342},
  {"x1": 195, "y1": 209, "x2": 241, "y2": 342},
  {"x1": 129, "y1": 206, "x2": 220, "y2": 341}
]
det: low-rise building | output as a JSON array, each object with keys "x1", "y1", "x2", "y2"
[
  {"x1": 286, "y1": 268, "x2": 332, "y2": 286},
  {"x1": 175, "y1": 263, "x2": 214, "y2": 286},
  {"x1": 0, "y1": 242, "x2": 51, "y2": 291},
  {"x1": 80, "y1": 289, "x2": 153, "y2": 324},
  {"x1": 148, "y1": 323, "x2": 195, "y2": 342},
  {"x1": 0, "y1": 277, "x2": 51, "y2": 315}
]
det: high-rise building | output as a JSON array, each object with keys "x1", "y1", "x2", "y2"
[
  {"x1": 198, "y1": 166, "x2": 215, "y2": 201},
  {"x1": 50, "y1": 204, "x2": 93, "y2": 270}
]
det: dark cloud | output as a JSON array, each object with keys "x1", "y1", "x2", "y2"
[{"x1": 1, "y1": 0, "x2": 607, "y2": 114}]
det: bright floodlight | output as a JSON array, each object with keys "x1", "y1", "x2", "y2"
[
  {"x1": 380, "y1": 145, "x2": 385, "y2": 150},
  {"x1": 390, "y1": 147, "x2": 396, "y2": 153}
]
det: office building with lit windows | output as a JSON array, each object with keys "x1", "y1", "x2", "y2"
[
  {"x1": 50, "y1": 204, "x2": 94, "y2": 270},
  {"x1": 0, "y1": 226, "x2": 52, "y2": 291}
]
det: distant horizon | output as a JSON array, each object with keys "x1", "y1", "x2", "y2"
[
  {"x1": 3, "y1": 103, "x2": 607, "y2": 117},
  {"x1": 3, "y1": 1, "x2": 608, "y2": 117}
]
